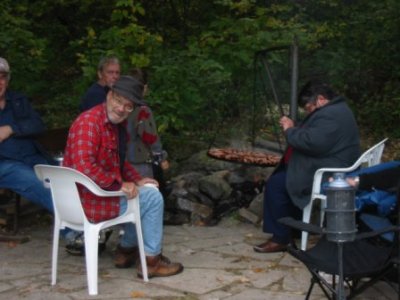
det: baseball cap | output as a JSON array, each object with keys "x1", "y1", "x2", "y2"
[{"x1": 0, "y1": 57, "x2": 10, "y2": 74}]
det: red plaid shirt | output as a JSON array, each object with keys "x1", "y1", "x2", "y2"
[{"x1": 63, "y1": 103, "x2": 142, "y2": 223}]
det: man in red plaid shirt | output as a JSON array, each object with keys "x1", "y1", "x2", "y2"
[{"x1": 63, "y1": 75, "x2": 183, "y2": 278}]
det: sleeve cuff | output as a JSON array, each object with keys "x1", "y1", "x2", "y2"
[{"x1": 104, "y1": 180, "x2": 122, "y2": 191}]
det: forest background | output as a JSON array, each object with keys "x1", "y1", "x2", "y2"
[{"x1": 1, "y1": 0, "x2": 399, "y2": 160}]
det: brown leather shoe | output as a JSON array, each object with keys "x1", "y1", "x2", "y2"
[
  {"x1": 253, "y1": 240, "x2": 287, "y2": 253},
  {"x1": 114, "y1": 245, "x2": 138, "y2": 268},
  {"x1": 137, "y1": 254, "x2": 184, "y2": 278}
]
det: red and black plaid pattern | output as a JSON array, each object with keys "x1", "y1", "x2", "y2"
[{"x1": 63, "y1": 103, "x2": 141, "y2": 223}]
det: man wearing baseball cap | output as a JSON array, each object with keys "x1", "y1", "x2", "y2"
[
  {"x1": 0, "y1": 58, "x2": 10, "y2": 79},
  {"x1": 0, "y1": 57, "x2": 54, "y2": 212},
  {"x1": 63, "y1": 75, "x2": 183, "y2": 278}
]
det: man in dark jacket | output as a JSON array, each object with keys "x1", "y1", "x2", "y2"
[
  {"x1": 254, "y1": 81, "x2": 360, "y2": 253},
  {"x1": 0, "y1": 57, "x2": 53, "y2": 212},
  {"x1": 79, "y1": 56, "x2": 120, "y2": 112}
]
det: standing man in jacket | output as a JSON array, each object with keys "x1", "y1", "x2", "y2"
[
  {"x1": 0, "y1": 57, "x2": 53, "y2": 212},
  {"x1": 254, "y1": 81, "x2": 360, "y2": 253},
  {"x1": 79, "y1": 56, "x2": 120, "y2": 112},
  {"x1": 127, "y1": 68, "x2": 169, "y2": 197}
]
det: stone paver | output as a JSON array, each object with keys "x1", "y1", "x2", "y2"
[{"x1": 0, "y1": 218, "x2": 398, "y2": 300}]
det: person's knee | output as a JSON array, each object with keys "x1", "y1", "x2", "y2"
[
  {"x1": 152, "y1": 191, "x2": 164, "y2": 211},
  {"x1": 140, "y1": 187, "x2": 164, "y2": 211}
]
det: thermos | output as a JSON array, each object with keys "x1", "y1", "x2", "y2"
[{"x1": 325, "y1": 172, "x2": 357, "y2": 242}]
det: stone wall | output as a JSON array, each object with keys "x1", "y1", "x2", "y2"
[{"x1": 164, "y1": 150, "x2": 275, "y2": 226}]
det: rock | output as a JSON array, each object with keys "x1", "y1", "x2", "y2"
[
  {"x1": 163, "y1": 148, "x2": 277, "y2": 226},
  {"x1": 248, "y1": 193, "x2": 264, "y2": 218},
  {"x1": 177, "y1": 150, "x2": 236, "y2": 174},
  {"x1": 198, "y1": 172, "x2": 232, "y2": 200},
  {"x1": 227, "y1": 165, "x2": 274, "y2": 185},
  {"x1": 187, "y1": 189, "x2": 214, "y2": 208},
  {"x1": 163, "y1": 210, "x2": 190, "y2": 225},
  {"x1": 176, "y1": 197, "x2": 214, "y2": 225},
  {"x1": 238, "y1": 207, "x2": 262, "y2": 225},
  {"x1": 170, "y1": 187, "x2": 189, "y2": 198},
  {"x1": 242, "y1": 165, "x2": 275, "y2": 182},
  {"x1": 172, "y1": 171, "x2": 204, "y2": 189},
  {"x1": 176, "y1": 197, "x2": 213, "y2": 218}
]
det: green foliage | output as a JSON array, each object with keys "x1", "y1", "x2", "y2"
[
  {"x1": 37, "y1": 92, "x2": 81, "y2": 129},
  {"x1": 354, "y1": 81, "x2": 400, "y2": 138},
  {"x1": 0, "y1": 0, "x2": 48, "y2": 97},
  {"x1": 293, "y1": 0, "x2": 400, "y2": 138},
  {"x1": 146, "y1": 1, "x2": 299, "y2": 135},
  {"x1": 0, "y1": 0, "x2": 399, "y2": 141},
  {"x1": 149, "y1": 50, "x2": 232, "y2": 134},
  {"x1": 74, "y1": 0, "x2": 162, "y2": 86}
]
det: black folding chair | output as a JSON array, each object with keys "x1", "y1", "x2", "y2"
[{"x1": 279, "y1": 201, "x2": 400, "y2": 300}]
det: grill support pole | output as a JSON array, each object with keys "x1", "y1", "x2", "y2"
[{"x1": 289, "y1": 36, "x2": 299, "y2": 122}]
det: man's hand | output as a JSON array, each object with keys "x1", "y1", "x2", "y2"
[
  {"x1": 121, "y1": 182, "x2": 139, "y2": 199},
  {"x1": 160, "y1": 160, "x2": 170, "y2": 171},
  {"x1": 279, "y1": 116, "x2": 294, "y2": 132},
  {"x1": 328, "y1": 176, "x2": 359, "y2": 188},
  {"x1": 0, "y1": 125, "x2": 13, "y2": 142}
]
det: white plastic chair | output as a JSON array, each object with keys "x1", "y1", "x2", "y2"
[
  {"x1": 34, "y1": 165, "x2": 148, "y2": 295},
  {"x1": 301, "y1": 138, "x2": 388, "y2": 251}
]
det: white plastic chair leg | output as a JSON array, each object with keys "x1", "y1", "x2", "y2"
[
  {"x1": 133, "y1": 199, "x2": 148, "y2": 282},
  {"x1": 84, "y1": 226, "x2": 101, "y2": 295},
  {"x1": 301, "y1": 202, "x2": 313, "y2": 251},
  {"x1": 51, "y1": 219, "x2": 61, "y2": 285}
]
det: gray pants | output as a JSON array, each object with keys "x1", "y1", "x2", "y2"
[{"x1": 132, "y1": 162, "x2": 153, "y2": 178}]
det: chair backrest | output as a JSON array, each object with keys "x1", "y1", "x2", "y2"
[
  {"x1": 356, "y1": 138, "x2": 388, "y2": 168},
  {"x1": 311, "y1": 138, "x2": 388, "y2": 197},
  {"x1": 34, "y1": 165, "x2": 91, "y2": 225}
]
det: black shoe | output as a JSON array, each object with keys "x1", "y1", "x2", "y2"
[
  {"x1": 65, "y1": 232, "x2": 84, "y2": 256},
  {"x1": 98, "y1": 228, "x2": 113, "y2": 254},
  {"x1": 65, "y1": 229, "x2": 113, "y2": 256}
]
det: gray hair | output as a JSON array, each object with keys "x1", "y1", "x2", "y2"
[{"x1": 97, "y1": 56, "x2": 120, "y2": 72}]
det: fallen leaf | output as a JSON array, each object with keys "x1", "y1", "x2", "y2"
[
  {"x1": 7, "y1": 241, "x2": 17, "y2": 248},
  {"x1": 252, "y1": 267, "x2": 264, "y2": 273},
  {"x1": 131, "y1": 290, "x2": 146, "y2": 298}
]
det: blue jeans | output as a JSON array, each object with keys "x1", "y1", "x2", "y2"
[
  {"x1": 0, "y1": 159, "x2": 53, "y2": 213},
  {"x1": 119, "y1": 186, "x2": 164, "y2": 256}
]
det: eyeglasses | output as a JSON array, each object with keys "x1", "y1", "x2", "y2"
[{"x1": 111, "y1": 93, "x2": 134, "y2": 112}]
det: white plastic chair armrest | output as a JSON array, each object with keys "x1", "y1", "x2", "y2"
[{"x1": 89, "y1": 189, "x2": 126, "y2": 198}]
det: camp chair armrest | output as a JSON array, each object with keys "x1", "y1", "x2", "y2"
[
  {"x1": 279, "y1": 217, "x2": 324, "y2": 234},
  {"x1": 355, "y1": 225, "x2": 400, "y2": 240}
]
